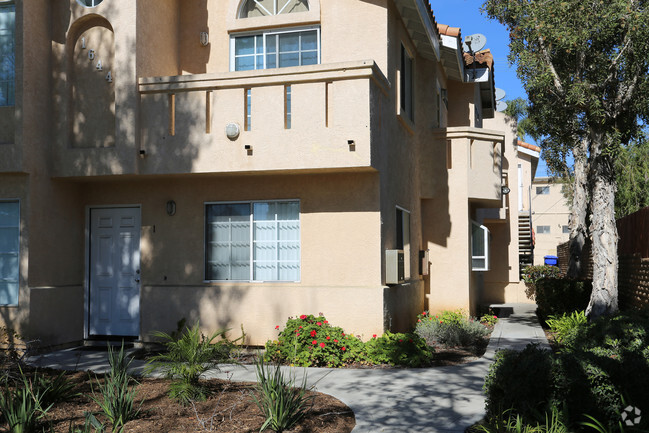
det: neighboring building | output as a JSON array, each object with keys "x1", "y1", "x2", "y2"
[
  {"x1": 2, "y1": 0, "x2": 517, "y2": 347},
  {"x1": 531, "y1": 177, "x2": 570, "y2": 265}
]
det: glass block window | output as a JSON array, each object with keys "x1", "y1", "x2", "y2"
[{"x1": 206, "y1": 201, "x2": 300, "y2": 282}]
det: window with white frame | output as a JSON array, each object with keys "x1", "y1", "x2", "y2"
[
  {"x1": 399, "y1": 44, "x2": 414, "y2": 121},
  {"x1": 471, "y1": 221, "x2": 490, "y2": 271},
  {"x1": 231, "y1": 27, "x2": 320, "y2": 71},
  {"x1": 0, "y1": 201, "x2": 19, "y2": 305},
  {"x1": 536, "y1": 225, "x2": 551, "y2": 234},
  {"x1": 205, "y1": 201, "x2": 300, "y2": 282},
  {"x1": 562, "y1": 225, "x2": 570, "y2": 234},
  {"x1": 0, "y1": 3, "x2": 15, "y2": 107},
  {"x1": 239, "y1": 0, "x2": 309, "y2": 18}
]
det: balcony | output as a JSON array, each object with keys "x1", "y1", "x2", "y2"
[
  {"x1": 136, "y1": 60, "x2": 387, "y2": 176},
  {"x1": 429, "y1": 127, "x2": 504, "y2": 205}
]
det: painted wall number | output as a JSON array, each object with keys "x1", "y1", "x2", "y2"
[
  {"x1": 81, "y1": 37, "x2": 86, "y2": 49},
  {"x1": 96, "y1": 60, "x2": 102, "y2": 71},
  {"x1": 88, "y1": 49, "x2": 95, "y2": 60},
  {"x1": 105, "y1": 71, "x2": 112, "y2": 83}
]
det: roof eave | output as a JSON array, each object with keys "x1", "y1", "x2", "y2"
[{"x1": 393, "y1": 0, "x2": 441, "y2": 61}]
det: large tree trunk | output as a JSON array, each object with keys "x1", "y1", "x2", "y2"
[
  {"x1": 567, "y1": 138, "x2": 589, "y2": 279},
  {"x1": 586, "y1": 132, "x2": 619, "y2": 319}
]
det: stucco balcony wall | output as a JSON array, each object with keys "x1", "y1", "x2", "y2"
[
  {"x1": 136, "y1": 60, "x2": 387, "y2": 176},
  {"x1": 445, "y1": 127, "x2": 503, "y2": 205}
]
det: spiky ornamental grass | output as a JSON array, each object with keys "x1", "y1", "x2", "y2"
[{"x1": 252, "y1": 358, "x2": 315, "y2": 433}]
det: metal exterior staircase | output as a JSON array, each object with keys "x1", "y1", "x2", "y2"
[{"x1": 519, "y1": 212, "x2": 534, "y2": 277}]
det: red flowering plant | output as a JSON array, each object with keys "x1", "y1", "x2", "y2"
[{"x1": 264, "y1": 314, "x2": 363, "y2": 367}]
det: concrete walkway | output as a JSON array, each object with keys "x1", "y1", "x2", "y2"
[{"x1": 26, "y1": 303, "x2": 548, "y2": 433}]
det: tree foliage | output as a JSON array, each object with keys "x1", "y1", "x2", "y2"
[
  {"x1": 614, "y1": 133, "x2": 649, "y2": 218},
  {"x1": 503, "y1": 97, "x2": 538, "y2": 142},
  {"x1": 483, "y1": 0, "x2": 649, "y2": 318}
]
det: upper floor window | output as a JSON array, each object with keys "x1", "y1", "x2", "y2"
[
  {"x1": 231, "y1": 27, "x2": 320, "y2": 71},
  {"x1": 399, "y1": 44, "x2": 414, "y2": 122},
  {"x1": 77, "y1": 0, "x2": 104, "y2": 7},
  {"x1": 536, "y1": 186, "x2": 550, "y2": 195},
  {"x1": 239, "y1": 0, "x2": 309, "y2": 18},
  {"x1": 0, "y1": 3, "x2": 15, "y2": 107}
]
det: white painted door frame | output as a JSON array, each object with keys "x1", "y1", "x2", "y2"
[{"x1": 84, "y1": 205, "x2": 142, "y2": 339}]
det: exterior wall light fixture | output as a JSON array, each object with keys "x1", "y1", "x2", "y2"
[
  {"x1": 200, "y1": 32, "x2": 209, "y2": 46},
  {"x1": 166, "y1": 200, "x2": 176, "y2": 216}
]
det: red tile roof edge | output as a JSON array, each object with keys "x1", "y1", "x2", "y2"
[{"x1": 518, "y1": 140, "x2": 541, "y2": 153}]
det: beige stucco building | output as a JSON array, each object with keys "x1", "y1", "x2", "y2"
[
  {"x1": 531, "y1": 177, "x2": 570, "y2": 265},
  {"x1": 1, "y1": 0, "x2": 533, "y2": 347}
]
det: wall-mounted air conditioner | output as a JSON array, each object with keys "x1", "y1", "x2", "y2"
[{"x1": 385, "y1": 249, "x2": 404, "y2": 285}]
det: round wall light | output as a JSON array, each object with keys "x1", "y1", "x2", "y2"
[{"x1": 225, "y1": 122, "x2": 240, "y2": 140}]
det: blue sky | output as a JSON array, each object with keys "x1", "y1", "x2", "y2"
[{"x1": 431, "y1": 0, "x2": 550, "y2": 176}]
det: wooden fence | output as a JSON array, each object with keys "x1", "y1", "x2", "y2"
[{"x1": 557, "y1": 206, "x2": 649, "y2": 310}]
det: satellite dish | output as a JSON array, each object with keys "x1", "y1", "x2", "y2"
[
  {"x1": 462, "y1": 33, "x2": 487, "y2": 52},
  {"x1": 496, "y1": 100, "x2": 508, "y2": 112},
  {"x1": 495, "y1": 88, "x2": 506, "y2": 101}
]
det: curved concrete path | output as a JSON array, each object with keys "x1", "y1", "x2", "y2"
[{"x1": 27, "y1": 303, "x2": 548, "y2": 433}]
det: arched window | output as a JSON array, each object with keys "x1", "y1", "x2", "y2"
[
  {"x1": 239, "y1": 0, "x2": 309, "y2": 18},
  {"x1": 77, "y1": 0, "x2": 104, "y2": 7}
]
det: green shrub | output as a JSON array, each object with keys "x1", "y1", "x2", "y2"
[
  {"x1": 484, "y1": 344, "x2": 557, "y2": 423},
  {"x1": 479, "y1": 310, "x2": 499, "y2": 327},
  {"x1": 252, "y1": 358, "x2": 315, "y2": 432},
  {"x1": 522, "y1": 265, "x2": 562, "y2": 287},
  {"x1": 415, "y1": 310, "x2": 490, "y2": 348},
  {"x1": 363, "y1": 331, "x2": 434, "y2": 367},
  {"x1": 145, "y1": 322, "x2": 237, "y2": 404},
  {"x1": 545, "y1": 311, "x2": 587, "y2": 344},
  {"x1": 265, "y1": 314, "x2": 433, "y2": 367},
  {"x1": 534, "y1": 278, "x2": 591, "y2": 321},
  {"x1": 484, "y1": 312, "x2": 649, "y2": 429},
  {"x1": 89, "y1": 344, "x2": 141, "y2": 433}
]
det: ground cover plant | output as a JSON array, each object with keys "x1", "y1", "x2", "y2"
[
  {"x1": 483, "y1": 311, "x2": 649, "y2": 430},
  {"x1": 264, "y1": 314, "x2": 435, "y2": 367},
  {"x1": 0, "y1": 363, "x2": 355, "y2": 432}
]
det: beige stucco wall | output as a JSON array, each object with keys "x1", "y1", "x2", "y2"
[
  {"x1": 3, "y1": 0, "x2": 510, "y2": 346},
  {"x1": 70, "y1": 172, "x2": 383, "y2": 345},
  {"x1": 480, "y1": 112, "x2": 534, "y2": 304},
  {"x1": 532, "y1": 179, "x2": 570, "y2": 265}
]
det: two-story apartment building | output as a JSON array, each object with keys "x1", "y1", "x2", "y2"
[
  {"x1": 532, "y1": 177, "x2": 570, "y2": 265},
  {"x1": 1, "y1": 0, "x2": 510, "y2": 347}
]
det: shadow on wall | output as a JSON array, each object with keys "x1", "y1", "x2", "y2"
[{"x1": 180, "y1": 0, "x2": 210, "y2": 74}]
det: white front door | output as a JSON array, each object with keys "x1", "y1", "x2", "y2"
[{"x1": 88, "y1": 207, "x2": 141, "y2": 336}]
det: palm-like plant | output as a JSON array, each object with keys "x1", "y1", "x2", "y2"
[{"x1": 145, "y1": 322, "x2": 233, "y2": 404}]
